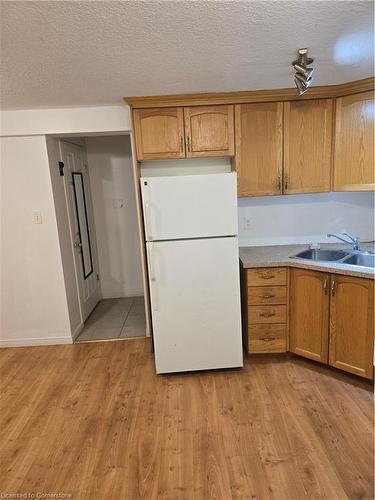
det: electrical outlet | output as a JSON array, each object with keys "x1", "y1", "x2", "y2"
[{"x1": 243, "y1": 216, "x2": 252, "y2": 230}]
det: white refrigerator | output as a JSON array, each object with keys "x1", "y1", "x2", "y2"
[{"x1": 141, "y1": 172, "x2": 243, "y2": 374}]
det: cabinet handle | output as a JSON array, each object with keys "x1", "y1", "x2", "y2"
[
  {"x1": 180, "y1": 136, "x2": 184, "y2": 152},
  {"x1": 284, "y1": 174, "x2": 289, "y2": 191},
  {"x1": 187, "y1": 136, "x2": 191, "y2": 152},
  {"x1": 260, "y1": 312, "x2": 276, "y2": 318},
  {"x1": 277, "y1": 174, "x2": 282, "y2": 191},
  {"x1": 262, "y1": 293, "x2": 276, "y2": 299},
  {"x1": 331, "y1": 280, "x2": 336, "y2": 296},
  {"x1": 323, "y1": 279, "x2": 328, "y2": 295},
  {"x1": 260, "y1": 336, "x2": 276, "y2": 342},
  {"x1": 259, "y1": 274, "x2": 275, "y2": 280}
]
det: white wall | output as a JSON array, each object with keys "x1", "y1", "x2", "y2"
[
  {"x1": 0, "y1": 105, "x2": 131, "y2": 137},
  {"x1": 86, "y1": 135, "x2": 143, "y2": 298},
  {"x1": 0, "y1": 105, "x2": 137, "y2": 346},
  {"x1": 0, "y1": 136, "x2": 72, "y2": 346},
  {"x1": 238, "y1": 192, "x2": 375, "y2": 247}
]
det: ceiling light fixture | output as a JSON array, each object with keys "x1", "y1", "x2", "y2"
[{"x1": 292, "y1": 48, "x2": 314, "y2": 95}]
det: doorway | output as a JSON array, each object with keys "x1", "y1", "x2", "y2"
[{"x1": 58, "y1": 135, "x2": 146, "y2": 342}]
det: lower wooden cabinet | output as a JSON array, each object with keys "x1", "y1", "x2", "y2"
[
  {"x1": 329, "y1": 275, "x2": 374, "y2": 379},
  {"x1": 289, "y1": 269, "x2": 330, "y2": 363},
  {"x1": 289, "y1": 268, "x2": 374, "y2": 380},
  {"x1": 242, "y1": 265, "x2": 374, "y2": 379},
  {"x1": 244, "y1": 267, "x2": 288, "y2": 353}
]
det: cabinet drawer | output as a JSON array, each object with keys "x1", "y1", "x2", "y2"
[
  {"x1": 248, "y1": 324, "x2": 287, "y2": 353},
  {"x1": 247, "y1": 267, "x2": 287, "y2": 286},
  {"x1": 248, "y1": 305, "x2": 287, "y2": 324},
  {"x1": 248, "y1": 286, "x2": 287, "y2": 305}
]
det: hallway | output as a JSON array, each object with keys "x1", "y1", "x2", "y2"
[{"x1": 76, "y1": 297, "x2": 146, "y2": 342}]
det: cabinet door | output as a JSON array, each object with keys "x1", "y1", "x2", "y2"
[
  {"x1": 284, "y1": 99, "x2": 333, "y2": 193},
  {"x1": 289, "y1": 269, "x2": 330, "y2": 363},
  {"x1": 184, "y1": 105, "x2": 234, "y2": 158},
  {"x1": 329, "y1": 275, "x2": 374, "y2": 379},
  {"x1": 133, "y1": 107, "x2": 185, "y2": 160},
  {"x1": 235, "y1": 103, "x2": 283, "y2": 197},
  {"x1": 333, "y1": 91, "x2": 374, "y2": 191}
]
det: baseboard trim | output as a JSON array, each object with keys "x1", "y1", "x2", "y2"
[
  {"x1": 101, "y1": 290, "x2": 144, "y2": 299},
  {"x1": 0, "y1": 336, "x2": 73, "y2": 348}
]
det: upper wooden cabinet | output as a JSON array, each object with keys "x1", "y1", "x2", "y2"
[
  {"x1": 333, "y1": 91, "x2": 375, "y2": 191},
  {"x1": 236, "y1": 99, "x2": 333, "y2": 197},
  {"x1": 130, "y1": 79, "x2": 373, "y2": 193},
  {"x1": 133, "y1": 105, "x2": 234, "y2": 160},
  {"x1": 184, "y1": 105, "x2": 234, "y2": 157},
  {"x1": 133, "y1": 107, "x2": 185, "y2": 160},
  {"x1": 235, "y1": 103, "x2": 283, "y2": 197},
  {"x1": 329, "y1": 275, "x2": 374, "y2": 379},
  {"x1": 289, "y1": 268, "x2": 330, "y2": 363},
  {"x1": 284, "y1": 99, "x2": 333, "y2": 194}
]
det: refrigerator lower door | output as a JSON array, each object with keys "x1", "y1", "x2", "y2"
[
  {"x1": 141, "y1": 172, "x2": 238, "y2": 241},
  {"x1": 147, "y1": 237, "x2": 243, "y2": 374}
]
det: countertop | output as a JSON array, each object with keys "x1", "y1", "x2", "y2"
[{"x1": 239, "y1": 242, "x2": 375, "y2": 279}]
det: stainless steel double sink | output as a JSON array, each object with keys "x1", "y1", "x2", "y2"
[{"x1": 291, "y1": 248, "x2": 375, "y2": 269}]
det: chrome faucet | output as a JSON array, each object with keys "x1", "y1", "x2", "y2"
[{"x1": 327, "y1": 232, "x2": 361, "y2": 251}]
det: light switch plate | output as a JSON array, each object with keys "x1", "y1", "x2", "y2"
[{"x1": 33, "y1": 211, "x2": 42, "y2": 224}]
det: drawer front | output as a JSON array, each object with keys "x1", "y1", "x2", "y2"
[
  {"x1": 248, "y1": 286, "x2": 287, "y2": 305},
  {"x1": 247, "y1": 267, "x2": 287, "y2": 286},
  {"x1": 248, "y1": 305, "x2": 287, "y2": 324},
  {"x1": 248, "y1": 324, "x2": 287, "y2": 353}
]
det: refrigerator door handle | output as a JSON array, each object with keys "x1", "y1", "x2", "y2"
[
  {"x1": 142, "y1": 183, "x2": 153, "y2": 241},
  {"x1": 144, "y1": 202, "x2": 153, "y2": 241},
  {"x1": 149, "y1": 243, "x2": 159, "y2": 311},
  {"x1": 149, "y1": 242, "x2": 157, "y2": 282}
]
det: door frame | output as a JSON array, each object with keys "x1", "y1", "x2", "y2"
[
  {"x1": 129, "y1": 132, "x2": 152, "y2": 338},
  {"x1": 55, "y1": 133, "x2": 151, "y2": 339}
]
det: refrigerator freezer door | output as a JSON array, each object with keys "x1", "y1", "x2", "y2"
[
  {"x1": 141, "y1": 173, "x2": 238, "y2": 241},
  {"x1": 147, "y1": 236, "x2": 243, "y2": 374}
]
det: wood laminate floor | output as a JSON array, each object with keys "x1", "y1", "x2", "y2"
[{"x1": 0, "y1": 339, "x2": 373, "y2": 500}]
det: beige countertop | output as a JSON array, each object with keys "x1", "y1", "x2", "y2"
[{"x1": 239, "y1": 242, "x2": 375, "y2": 279}]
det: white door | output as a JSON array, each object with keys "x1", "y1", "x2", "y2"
[
  {"x1": 147, "y1": 236, "x2": 243, "y2": 374},
  {"x1": 141, "y1": 173, "x2": 238, "y2": 241},
  {"x1": 60, "y1": 141, "x2": 101, "y2": 321}
]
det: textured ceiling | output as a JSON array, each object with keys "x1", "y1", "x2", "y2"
[{"x1": 1, "y1": 1, "x2": 374, "y2": 109}]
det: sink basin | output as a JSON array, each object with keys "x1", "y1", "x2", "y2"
[
  {"x1": 342, "y1": 253, "x2": 375, "y2": 268},
  {"x1": 292, "y1": 249, "x2": 351, "y2": 262}
]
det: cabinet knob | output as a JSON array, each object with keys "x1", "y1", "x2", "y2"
[
  {"x1": 331, "y1": 280, "x2": 336, "y2": 296},
  {"x1": 262, "y1": 293, "x2": 276, "y2": 299},
  {"x1": 260, "y1": 336, "x2": 276, "y2": 342}
]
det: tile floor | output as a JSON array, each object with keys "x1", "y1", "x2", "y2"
[{"x1": 75, "y1": 296, "x2": 146, "y2": 342}]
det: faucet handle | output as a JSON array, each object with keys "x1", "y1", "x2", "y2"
[{"x1": 342, "y1": 232, "x2": 360, "y2": 250}]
